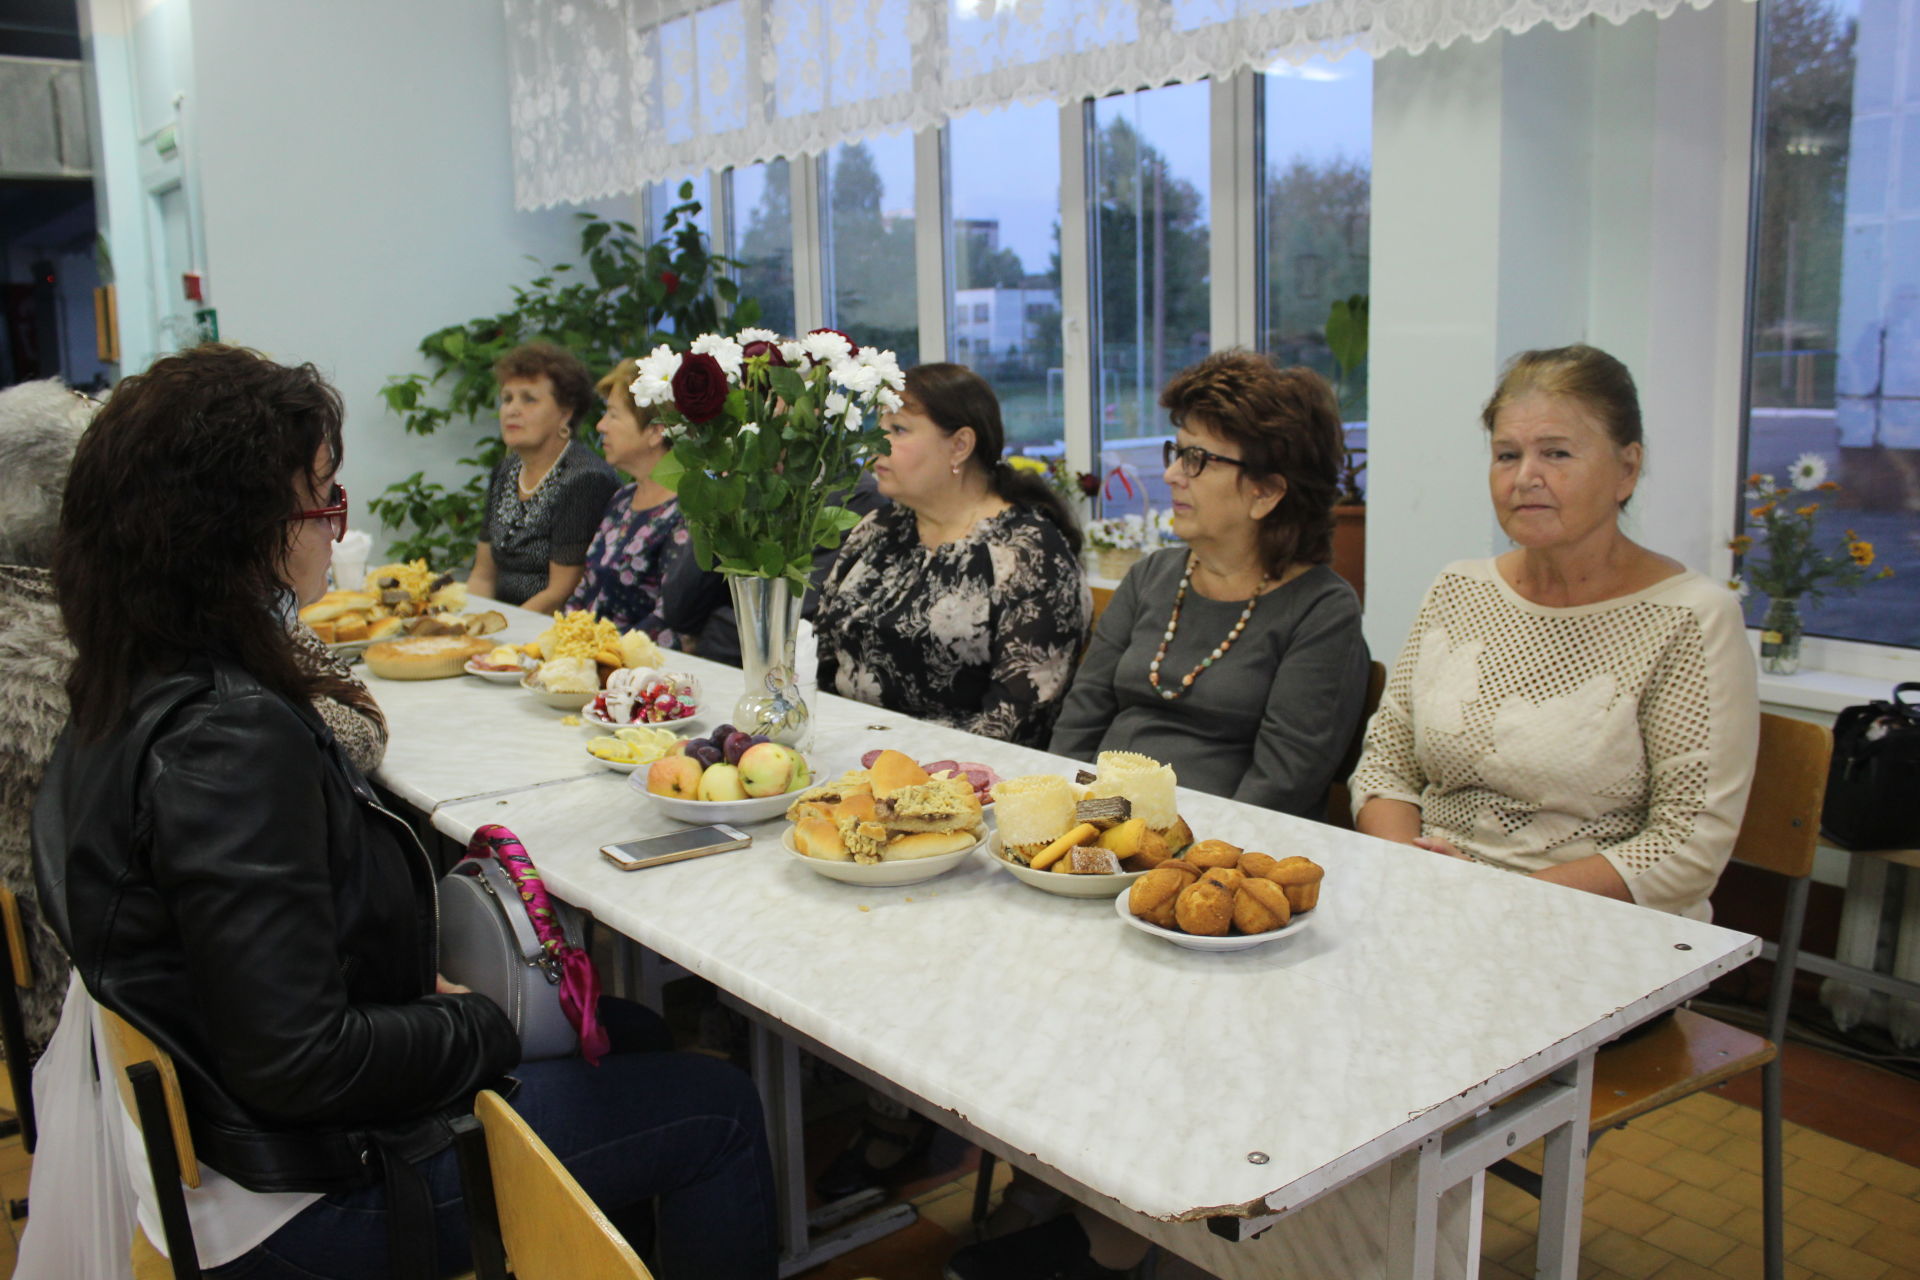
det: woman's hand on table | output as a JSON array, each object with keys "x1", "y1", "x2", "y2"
[{"x1": 436, "y1": 974, "x2": 472, "y2": 995}]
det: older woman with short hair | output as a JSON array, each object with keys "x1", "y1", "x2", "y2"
[
  {"x1": 1049, "y1": 352, "x2": 1370, "y2": 817},
  {"x1": 1351, "y1": 344, "x2": 1758, "y2": 920},
  {"x1": 467, "y1": 342, "x2": 619, "y2": 610},
  {"x1": 0, "y1": 379, "x2": 90, "y2": 1057}
]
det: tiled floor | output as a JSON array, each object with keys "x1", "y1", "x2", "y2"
[{"x1": 3, "y1": 1046, "x2": 1916, "y2": 1279}]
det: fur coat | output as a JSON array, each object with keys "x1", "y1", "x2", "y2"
[{"x1": 0, "y1": 564, "x2": 74, "y2": 1056}]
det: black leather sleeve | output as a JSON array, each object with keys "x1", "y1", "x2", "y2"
[{"x1": 143, "y1": 692, "x2": 518, "y2": 1127}]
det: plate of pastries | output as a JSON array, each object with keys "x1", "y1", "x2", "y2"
[
  {"x1": 516, "y1": 610, "x2": 670, "y2": 709},
  {"x1": 783, "y1": 750, "x2": 987, "y2": 886},
  {"x1": 299, "y1": 561, "x2": 498, "y2": 656},
  {"x1": 1118, "y1": 841, "x2": 1325, "y2": 952},
  {"x1": 987, "y1": 751, "x2": 1194, "y2": 899}
]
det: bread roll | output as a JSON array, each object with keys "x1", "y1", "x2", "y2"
[
  {"x1": 1234, "y1": 878, "x2": 1293, "y2": 934},
  {"x1": 298, "y1": 590, "x2": 379, "y2": 623},
  {"x1": 1128, "y1": 868, "x2": 1186, "y2": 928},
  {"x1": 367, "y1": 616, "x2": 407, "y2": 641},
  {"x1": 363, "y1": 636, "x2": 492, "y2": 680},
  {"x1": 881, "y1": 830, "x2": 976, "y2": 861},
  {"x1": 308, "y1": 620, "x2": 338, "y2": 643},
  {"x1": 1174, "y1": 879, "x2": 1234, "y2": 936},
  {"x1": 991, "y1": 774, "x2": 1077, "y2": 850},
  {"x1": 332, "y1": 614, "x2": 370, "y2": 643},
  {"x1": 794, "y1": 815, "x2": 849, "y2": 860},
  {"x1": 868, "y1": 750, "x2": 930, "y2": 800}
]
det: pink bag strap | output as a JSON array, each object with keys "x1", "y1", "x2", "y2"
[{"x1": 464, "y1": 824, "x2": 610, "y2": 1066}]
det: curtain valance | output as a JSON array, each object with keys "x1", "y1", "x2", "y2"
[{"x1": 504, "y1": 0, "x2": 1730, "y2": 209}]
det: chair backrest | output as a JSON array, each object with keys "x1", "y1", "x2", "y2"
[
  {"x1": 99, "y1": 1006, "x2": 201, "y2": 1189},
  {"x1": 473, "y1": 1089, "x2": 652, "y2": 1280},
  {"x1": 1324, "y1": 660, "x2": 1389, "y2": 829},
  {"x1": 1090, "y1": 585, "x2": 1115, "y2": 635},
  {"x1": 1731, "y1": 712, "x2": 1832, "y2": 881},
  {"x1": 0, "y1": 887, "x2": 31, "y2": 989}
]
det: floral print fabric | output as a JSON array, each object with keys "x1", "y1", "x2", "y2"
[
  {"x1": 564, "y1": 484, "x2": 685, "y2": 644},
  {"x1": 814, "y1": 504, "x2": 1091, "y2": 747}
]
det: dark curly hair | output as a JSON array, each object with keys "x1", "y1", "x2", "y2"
[
  {"x1": 56, "y1": 345, "x2": 350, "y2": 740},
  {"x1": 1160, "y1": 350, "x2": 1342, "y2": 575},
  {"x1": 495, "y1": 341, "x2": 596, "y2": 428}
]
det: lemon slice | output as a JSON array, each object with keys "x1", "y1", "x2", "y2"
[
  {"x1": 587, "y1": 737, "x2": 639, "y2": 763},
  {"x1": 614, "y1": 726, "x2": 676, "y2": 751}
]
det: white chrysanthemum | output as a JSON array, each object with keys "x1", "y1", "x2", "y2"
[
  {"x1": 629, "y1": 343, "x2": 680, "y2": 408},
  {"x1": 1789, "y1": 452, "x2": 1829, "y2": 491},
  {"x1": 842, "y1": 405, "x2": 863, "y2": 431},
  {"x1": 830, "y1": 361, "x2": 884, "y2": 396},
  {"x1": 800, "y1": 330, "x2": 853, "y2": 365},
  {"x1": 1746, "y1": 472, "x2": 1777, "y2": 499},
  {"x1": 778, "y1": 340, "x2": 808, "y2": 368},
  {"x1": 855, "y1": 346, "x2": 904, "y2": 391},
  {"x1": 876, "y1": 387, "x2": 903, "y2": 413},
  {"x1": 690, "y1": 333, "x2": 745, "y2": 381},
  {"x1": 737, "y1": 421, "x2": 760, "y2": 439},
  {"x1": 824, "y1": 390, "x2": 850, "y2": 417},
  {"x1": 1728, "y1": 576, "x2": 1750, "y2": 599},
  {"x1": 733, "y1": 326, "x2": 781, "y2": 347}
]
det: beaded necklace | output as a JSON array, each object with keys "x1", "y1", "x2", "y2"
[{"x1": 1147, "y1": 556, "x2": 1270, "y2": 701}]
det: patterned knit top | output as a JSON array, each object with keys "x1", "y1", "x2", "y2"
[{"x1": 1349, "y1": 559, "x2": 1759, "y2": 920}]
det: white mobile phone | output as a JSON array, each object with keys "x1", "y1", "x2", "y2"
[{"x1": 600, "y1": 824, "x2": 752, "y2": 871}]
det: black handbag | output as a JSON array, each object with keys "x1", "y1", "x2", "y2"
[{"x1": 1822, "y1": 681, "x2": 1920, "y2": 851}]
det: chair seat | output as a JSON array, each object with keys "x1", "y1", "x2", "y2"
[
  {"x1": 1590, "y1": 1008, "x2": 1776, "y2": 1132},
  {"x1": 131, "y1": 1223, "x2": 171, "y2": 1280}
]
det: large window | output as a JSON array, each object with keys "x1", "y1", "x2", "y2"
[
  {"x1": 1740, "y1": 0, "x2": 1918, "y2": 649},
  {"x1": 1262, "y1": 56, "x2": 1372, "y2": 495},
  {"x1": 728, "y1": 160, "x2": 795, "y2": 338},
  {"x1": 823, "y1": 134, "x2": 919, "y2": 367},
  {"x1": 1091, "y1": 81, "x2": 1212, "y2": 513},
  {"x1": 949, "y1": 102, "x2": 1064, "y2": 454}
]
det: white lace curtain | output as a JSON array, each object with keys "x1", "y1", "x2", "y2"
[{"x1": 504, "y1": 0, "x2": 1731, "y2": 209}]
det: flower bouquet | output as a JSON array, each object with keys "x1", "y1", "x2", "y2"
[
  {"x1": 630, "y1": 327, "x2": 904, "y2": 741},
  {"x1": 1729, "y1": 453, "x2": 1892, "y2": 675},
  {"x1": 1086, "y1": 512, "x2": 1168, "y2": 581}
]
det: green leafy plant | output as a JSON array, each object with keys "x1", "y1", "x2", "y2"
[
  {"x1": 1326, "y1": 292, "x2": 1369, "y2": 504},
  {"x1": 371, "y1": 184, "x2": 758, "y2": 565}
]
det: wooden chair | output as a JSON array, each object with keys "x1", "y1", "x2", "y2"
[
  {"x1": 1089, "y1": 584, "x2": 1115, "y2": 636},
  {"x1": 1491, "y1": 712, "x2": 1830, "y2": 1280},
  {"x1": 0, "y1": 887, "x2": 38, "y2": 1151},
  {"x1": 456, "y1": 1088, "x2": 654, "y2": 1280},
  {"x1": 1323, "y1": 660, "x2": 1388, "y2": 829},
  {"x1": 98, "y1": 1005, "x2": 203, "y2": 1280}
]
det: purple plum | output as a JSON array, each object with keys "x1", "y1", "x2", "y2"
[{"x1": 723, "y1": 731, "x2": 755, "y2": 766}]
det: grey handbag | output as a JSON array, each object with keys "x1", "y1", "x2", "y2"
[{"x1": 438, "y1": 854, "x2": 585, "y2": 1061}]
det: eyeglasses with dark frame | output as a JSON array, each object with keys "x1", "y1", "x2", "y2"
[
  {"x1": 290, "y1": 483, "x2": 350, "y2": 543},
  {"x1": 1162, "y1": 439, "x2": 1248, "y2": 478}
]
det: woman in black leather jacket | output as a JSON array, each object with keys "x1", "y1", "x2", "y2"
[{"x1": 32, "y1": 346, "x2": 777, "y2": 1279}]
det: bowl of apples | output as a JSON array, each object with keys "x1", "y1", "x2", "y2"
[{"x1": 632, "y1": 724, "x2": 814, "y2": 825}]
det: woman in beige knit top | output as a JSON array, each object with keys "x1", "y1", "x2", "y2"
[{"x1": 1351, "y1": 345, "x2": 1758, "y2": 920}]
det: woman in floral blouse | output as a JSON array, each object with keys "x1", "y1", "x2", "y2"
[
  {"x1": 564, "y1": 357, "x2": 685, "y2": 642},
  {"x1": 814, "y1": 364, "x2": 1090, "y2": 747}
]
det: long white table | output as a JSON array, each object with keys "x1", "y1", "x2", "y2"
[{"x1": 366, "y1": 625, "x2": 1759, "y2": 1280}]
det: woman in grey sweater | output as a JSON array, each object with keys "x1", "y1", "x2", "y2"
[{"x1": 1049, "y1": 352, "x2": 1369, "y2": 819}]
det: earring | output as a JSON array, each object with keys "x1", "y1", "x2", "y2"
[{"x1": 951, "y1": 462, "x2": 961, "y2": 475}]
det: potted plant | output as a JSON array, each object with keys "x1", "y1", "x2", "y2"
[
  {"x1": 1729, "y1": 457, "x2": 1892, "y2": 675},
  {"x1": 1325, "y1": 293, "x2": 1368, "y2": 605}
]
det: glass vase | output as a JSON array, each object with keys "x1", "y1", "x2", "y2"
[
  {"x1": 730, "y1": 575, "x2": 811, "y2": 747},
  {"x1": 1759, "y1": 596, "x2": 1804, "y2": 676}
]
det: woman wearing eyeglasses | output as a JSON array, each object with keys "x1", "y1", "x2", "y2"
[
  {"x1": 1048, "y1": 351, "x2": 1370, "y2": 817},
  {"x1": 814, "y1": 362, "x2": 1090, "y2": 748},
  {"x1": 30, "y1": 346, "x2": 777, "y2": 1279}
]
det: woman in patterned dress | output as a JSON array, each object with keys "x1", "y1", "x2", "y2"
[
  {"x1": 1350, "y1": 344, "x2": 1759, "y2": 919},
  {"x1": 467, "y1": 342, "x2": 618, "y2": 611},
  {"x1": 813, "y1": 363, "x2": 1090, "y2": 748},
  {"x1": 563, "y1": 358, "x2": 685, "y2": 641}
]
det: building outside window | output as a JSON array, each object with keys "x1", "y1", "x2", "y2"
[
  {"x1": 949, "y1": 102, "x2": 1065, "y2": 456},
  {"x1": 728, "y1": 160, "x2": 795, "y2": 338},
  {"x1": 823, "y1": 134, "x2": 919, "y2": 367},
  {"x1": 1741, "y1": 0, "x2": 1918, "y2": 649},
  {"x1": 1090, "y1": 81, "x2": 1212, "y2": 513}
]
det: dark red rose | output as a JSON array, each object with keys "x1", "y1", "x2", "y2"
[
  {"x1": 741, "y1": 339, "x2": 787, "y2": 366},
  {"x1": 806, "y1": 327, "x2": 859, "y2": 358},
  {"x1": 670, "y1": 352, "x2": 729, "y2": 422},
  {"x1": 1077, "y1": 471, "x2": 1100, "y2": 498},
  {"x1": 660, "y1": 269, "x2": 680, "y2": 294}
]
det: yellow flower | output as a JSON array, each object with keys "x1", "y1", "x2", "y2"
[
  {"x1": 1878, "y1": 567, "x2": 1896, "y2": 580},
  {"x1": 1751, "y1": 503, "x2": 1776, "y2": 519},
  {"x1": 1795, "y1": 505, "x2": 1819, "y2": 517},
  {"x1": 1729, "y1": 535, "x2": 1755, "y2": 553},
  {"x1": 1849, "y1": 541, "x2": 1875, "y2": 567},
  {"x1": 1818, "y1": 480, "x2": 1840, "y2": 491},
  {"x1": 1006, "y1": 456, "x2": 1047, "y2": 476}
]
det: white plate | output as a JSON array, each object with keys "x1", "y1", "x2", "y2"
[
  {"x1": 583, "y1": 740, "x2": 662, "y2": 774},
  {"x1": 780, "y1": 826, "x2": 979, "y2": 886},
  {"x1": 1112, "y1": 888, "x2": 1315, "y2": 952},
  {"x1": 520, "y1": 674, "x2": 601, "y2": 709},
  {"x1": 465, "y1": 660, "x2": 528, "y2": 683},
  {"x1": 983, "y1": 833, "x2": 1148, "y2": 898},
  {"x1": 580, "y1": 705, "x2": 700, "y2": 734},
  {"x1": 326, "y1": 639, "x2": 373, "y2": 662},
  {"x1": 627, "y1": 771, "x2": 803, "y2": 825}
]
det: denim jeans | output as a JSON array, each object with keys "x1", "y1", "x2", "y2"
[{"x1": 205, "y1": 1001, "x2": 778, "y2": 1280}]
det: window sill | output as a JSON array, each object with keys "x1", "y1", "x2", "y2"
[
  {"x1": 1755, "y1": 668, "x2": 1885, "y2": 716},
  {"x1": 1747, "y1": 629, "x2": 1908, "y2": 717}
]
